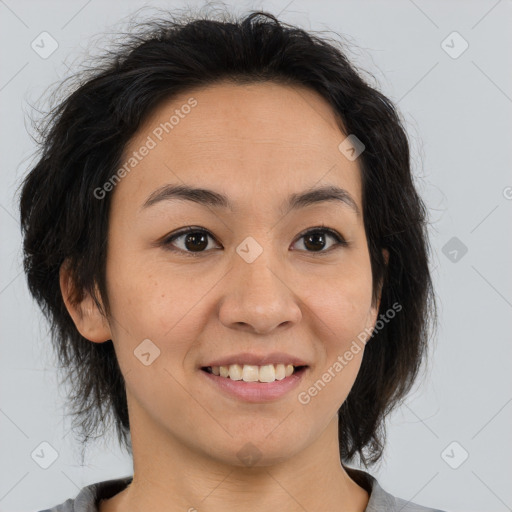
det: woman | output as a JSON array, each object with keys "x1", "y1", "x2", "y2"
[{"x1": 20, "y1": 7, "x2": 444, "y2": 512}]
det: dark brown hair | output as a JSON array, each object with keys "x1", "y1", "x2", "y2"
[{"x1": 19, "y1": 6, "x2": 436, "y2": 466}]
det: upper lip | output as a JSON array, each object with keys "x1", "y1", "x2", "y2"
[{"x1": 201, "y1": 352, "x2": 310, "y2": 368}]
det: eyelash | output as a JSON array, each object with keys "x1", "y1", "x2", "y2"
[{"x1": 160, "y1": 225, "x2": 348, "y2": 257}]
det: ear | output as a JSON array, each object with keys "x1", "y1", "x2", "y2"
[
  {"x1": 374, "y1": 248, "x2": 389, "y2": 311},
  {"x1": 382, "y1": 247, "x2": 389, "y2": 266},
  {"x1": 59, "y1": 260, "x2": 112, "y2": 343},
  {"x1": 367, "y1": 248, "x2": 390, "y2": 330}
]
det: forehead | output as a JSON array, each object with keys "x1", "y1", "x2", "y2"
[{"x1": 114, "y1": 81, "x2": 362, "y2": 215}]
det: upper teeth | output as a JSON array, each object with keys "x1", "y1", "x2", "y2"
[{"x1": 210, "y1": 364, "x2": 296, "y2": 382}]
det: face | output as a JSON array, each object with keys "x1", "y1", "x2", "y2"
[{"x1": 77, "y1": 82, "x2": 381, "y2": 467}]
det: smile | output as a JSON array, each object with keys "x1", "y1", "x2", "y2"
[
  {"x1": 200, "y1": 364, "x2": 309, "y2": 402},
  {"x1": 202, "y1": 363, "x2": 307, "y2": 383}
]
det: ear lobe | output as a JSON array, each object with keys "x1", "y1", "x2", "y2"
[
  {"x1": 377, "y1": 248, "x2": 390, "y2": 308},
  {"x1": 382, "y1": 248, "x2": 389, "y2": 266},
  {"x1": 368, "y1": 248, "x2": 390, "y2": 328},
  {"x1": 59, "y1": 261, "x2": 112, "y2": 343}
]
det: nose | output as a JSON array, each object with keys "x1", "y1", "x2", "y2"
[{"x1": 218, "y1": 246, "x2": 302, "y2": 335}]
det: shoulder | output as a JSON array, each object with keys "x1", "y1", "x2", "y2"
[
  {"x1": 346, "y1": 467, "x2": 449, "y2": 512},
  {"x1": 35, "y1": 476, "x2": 133, "y2": 512},
  {"x1": 392, "y1": 495, "x2": 448, "y2": 512},
  {"x1": 35, "y1": 471, "x2": 449, "y2": 512}
]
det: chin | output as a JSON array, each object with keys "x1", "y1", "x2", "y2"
[{"x1": 206, "y1": 432, "x2": 307, "y2": 468}]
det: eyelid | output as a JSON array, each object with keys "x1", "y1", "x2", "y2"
[
  {"x1": 161, "y1": 224, "x2": 347, "y2": 256},
  {"x1": 295, "y1": 225, "x2": 347, "y2": 245},
  {"x1": 292, "y1": 225, "x2": 348, "y2": 253},
  {"x1": 162, "y1": 225, "x2": 219, "y2": 243}
]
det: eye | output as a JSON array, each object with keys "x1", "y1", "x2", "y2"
[
  {"x1": 162, "y1": 226, "x2": 221, "y2": 256},
  {"x1": 292, "y1": 226, "x2": 347, "y2": 253},
  {"x1": 161, "y1": 225, "x2": 347, "y2": 257}
]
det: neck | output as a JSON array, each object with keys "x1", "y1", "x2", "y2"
[{"x1": 101, "y1": 407, "x2": 369, "y2": 512}]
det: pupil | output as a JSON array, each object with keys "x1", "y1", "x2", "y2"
[
  {"x1": 304, "y1": 232, "x2": 325, "y2": 251},
  {"x1": 183, "y1": 231, "x2": 327, "y2": 252},
  {"x1": 186, "y1": 232, "x2": 208, "y2": 252}
]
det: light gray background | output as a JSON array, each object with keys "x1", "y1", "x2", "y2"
[{"x1": 1, "y1": 1, "x2": 511, "y2": 511}]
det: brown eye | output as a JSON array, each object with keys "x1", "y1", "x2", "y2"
[
  {"x1": 163, "y1": 227, "x2": 220, "y2": 256},
  {"x1": 162, "y1": 225, "x2": 347, "y2": 257},
  {"x1": 292, "y1": 228, "x2": 347, "y2": 253}
]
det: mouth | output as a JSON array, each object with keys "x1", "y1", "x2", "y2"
[
  {"x1": 199, "y1": 363, "x2": 309, "y2": 402},
  {"x1": 201, "y1": 364, "x2": 308, "y2": 383}
]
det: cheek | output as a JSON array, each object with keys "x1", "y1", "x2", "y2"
[
  {"x1": 104, "y1": 251, "x2": 219, "y2": 373},
  {"x1": 106, "y1": 242, "x2": 183, "y2": 330},
  {"x1": 296, "y1": 287, "x2": 371, "y2": 418},
  {"x1": 308, "y1": 264, "x2": 375, "y2": 342},
  {"x1": 104, "y1": 260, "x2": 207, "y2": 425},
  {"x1": 301, "y1": 259, "x2": 374, "y2": 398}
]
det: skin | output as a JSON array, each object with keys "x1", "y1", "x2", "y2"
[{"x1": 60, "y1": 81, "x2": 386, "y2": 512}]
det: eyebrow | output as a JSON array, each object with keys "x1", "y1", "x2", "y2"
[{"x1": 141, "y1": 183, "x2": 360, "y2": 216}]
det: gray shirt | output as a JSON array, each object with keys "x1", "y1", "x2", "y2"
[{"x1": 37, "y1": 468, "x2": 447, "y2": 512}]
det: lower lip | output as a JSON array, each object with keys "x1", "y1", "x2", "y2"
[{"x1": 199, "y1": 367, "x2": 308, "y2": 403}]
